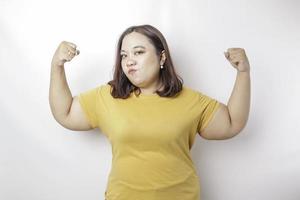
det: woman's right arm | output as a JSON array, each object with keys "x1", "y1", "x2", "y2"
[{"x1": 49, "y1": 41, "x2": 93, "y2": 131}]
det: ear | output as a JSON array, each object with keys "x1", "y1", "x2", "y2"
[{"x1": 160, "y1": 50, "x2": 166, "y2": 65}]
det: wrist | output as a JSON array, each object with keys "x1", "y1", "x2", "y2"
[
  {"x1": 237, "y1": 68, "x2": 250, "y2": 73},
  {"x1": 236, "y1": 70, "x2": 251, "y2": 77},
  {"x1": 51, "y1": 60, "x2": 64, "y2": 68}
]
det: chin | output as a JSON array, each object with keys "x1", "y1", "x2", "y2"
[
  {"x1": 129, "y1": 77, "x2": 143, "y2": 86},
  {"x1": 131, "y1": 81, "x2": 146, "y2": 88}
]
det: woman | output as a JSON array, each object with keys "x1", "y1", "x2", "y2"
[{"x1": 49, "y1": 24, "x2": 251, "y2": 200}]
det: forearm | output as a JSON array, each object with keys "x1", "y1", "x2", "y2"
[
  {"x1": 49, "y1": 63, "x2": 73, "y2": 123},
  {"x1": 227, "y1": 70, "x2": 251, "y2": 134}
]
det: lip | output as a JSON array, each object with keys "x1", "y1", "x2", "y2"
[{"x1": 128, "y1": 69, "x2": 137, "y2": 74}]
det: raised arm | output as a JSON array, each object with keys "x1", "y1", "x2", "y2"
[
  {"x1": 49, "y1": 41, "x2": 93, "y2": 131},
  {"x1": 200, "y1": 48, "x2": 251, "y2": 140}
]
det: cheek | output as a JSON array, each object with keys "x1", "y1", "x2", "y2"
[
  {"x1": 141, "y1": 61, "x2": 160, "y2": 77},
  {"x1": 121, "y1": 60, "x2": 125, "y2": 68},
  {"x1": 146, "y1": 54, "x2": 158, "y2": 64},
  {"x1": 140, "y1": 55, "x2": 158, "y2": 69}
]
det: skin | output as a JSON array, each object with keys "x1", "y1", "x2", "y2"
[
  {"x1": 120, "y1": 33, "x2": 252, "y2": 140},
  {"x1": 120, "y1": 32, "x2": 166, "y2": 95},
  {"x1": 200, "y1": 48, "x2": 251, "y2": 140},
  {"x1": 49, "y1": 39, "x2": 251, "y2": 139}
]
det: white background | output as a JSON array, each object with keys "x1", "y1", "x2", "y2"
[{"x1": 1, "y1": 0, "x2": 299, "y2": 199}]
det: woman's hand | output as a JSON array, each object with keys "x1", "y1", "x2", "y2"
[
  {"x1": 51, "y1": 41, "x2": 80, "y2": 67},
  {"x1": 224, "y1": 48, "x2": 250, "y2": 72}
]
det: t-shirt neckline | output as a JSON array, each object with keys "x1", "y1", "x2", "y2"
[{"x1": 134, "y1": 92, "x2": 160, "y2": 99}]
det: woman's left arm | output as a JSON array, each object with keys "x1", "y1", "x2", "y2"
[
  {"x1": 200, "y1": 48, "x2": 251, "y2": 140},
  {"x1": 225, "y1": 48, "x2": 251, "y2": 136}
]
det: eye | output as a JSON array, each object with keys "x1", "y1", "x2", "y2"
[
  {"x1": 120, "y1": 51, "x2": 144, "y2": 59},
  {"x1": 135, "y1": 51, "x2": 144, "y2": 55}
]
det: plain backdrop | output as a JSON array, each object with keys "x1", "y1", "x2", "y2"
[{"x1": 1, "y1": 0, "x2": 299, "y2": 199}]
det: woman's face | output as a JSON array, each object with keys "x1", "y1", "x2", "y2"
[{"x1": 120, "y1": 32, "x2": 164, "y2": 92}]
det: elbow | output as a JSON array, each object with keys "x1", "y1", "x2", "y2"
[{"x1": 225, "y1": 123, "x2": 247, "y2": 139}]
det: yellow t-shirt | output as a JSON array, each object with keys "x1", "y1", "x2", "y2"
[{"x1": 78, "y1": 84, "x2": 220, "y2": 200}]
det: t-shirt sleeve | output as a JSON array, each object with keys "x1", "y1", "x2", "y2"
[
  {"x1": 197, "y1": 92, "x2": 221, "y2": 133},
  {"x1": 78, "y1": 86, "x2": 101, "y2": 129}
]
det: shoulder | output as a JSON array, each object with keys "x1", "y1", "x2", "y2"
[
  {"x1": 180, "y1": 86, "x2": 220, "y2": 108},
  {"x1": 80, "y1": 84, "x2": 110, "y2": 98},
  {"x1": 181, "y1": 85, "x2": 206, "y2": 98},
  {"x1": 97, "y1": 83, "x2": 115, "y2": 100},
  {"x1": 100, "y1": 83, "x2": 111, "y2": 92}
]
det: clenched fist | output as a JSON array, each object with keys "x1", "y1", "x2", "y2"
[
  {"x1": 224, "y1": 48, "x2": 250, "y2": 72},
  {"x1": 51, "y1": 41, "x2": 80, "y2": 66}
]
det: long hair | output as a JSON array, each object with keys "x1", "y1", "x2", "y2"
[{"x1": 107, "y1": 24, "x2": 184, "y2": 99}]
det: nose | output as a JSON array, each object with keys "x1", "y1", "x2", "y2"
[{"x1": 126, "y1": 58, "x2": 136, "y2": 67}]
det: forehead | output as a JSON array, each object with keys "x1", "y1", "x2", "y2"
[{"x1": 121, "y1": 32, "x2": 154, "y2": 51}]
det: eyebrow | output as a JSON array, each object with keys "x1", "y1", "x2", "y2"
[{"x1": 120, "y1": 46, "x2": 146, "y2": 53}]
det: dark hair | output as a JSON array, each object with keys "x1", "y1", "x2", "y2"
[{"x1": 107, "y1": 24, "x2": 184, "y2": 99}]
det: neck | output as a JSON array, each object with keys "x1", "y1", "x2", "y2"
[{"x1": 140, "y1": 80, "x2": 164, "y2": 95}]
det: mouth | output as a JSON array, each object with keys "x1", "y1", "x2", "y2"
[{"x1": 128, "y1": 69, "x2": 137, "y2": 75}]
